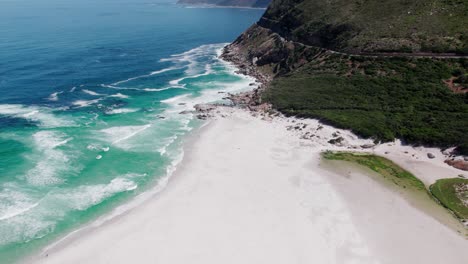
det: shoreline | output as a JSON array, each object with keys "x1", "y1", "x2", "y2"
[
  {"x1": 22, "y1": 45, "x2": 468, "y2": 263},
  {"x1": 31, "y1": 106, "x2": 468, "y2": 264},
  {"x1": 23, "y1": 119, "x2": 214, "y2": 263}
]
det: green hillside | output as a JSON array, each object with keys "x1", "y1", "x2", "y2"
[
  {"x1": 225, "y1": 0, "x2": 468, "y2": 154},
  {"x1": 260, "y1": 0, "x2": 468, "y2": 53}
]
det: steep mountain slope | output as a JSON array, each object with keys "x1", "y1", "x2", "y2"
[
  {"x1": 223, "y1": 0, "x2": 468, "y2": 154},
  {"x1": 177, "y1": 0, "x2": 271, "y2": 8},
  {"x1": 260, "y1": 0, "x2": 468, "y2": 53}
]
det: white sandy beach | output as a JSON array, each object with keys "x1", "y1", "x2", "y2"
[{"x1": 34, "y1": 108, "x2": 468, "y2": 264}]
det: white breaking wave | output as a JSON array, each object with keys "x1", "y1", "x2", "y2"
[
  {"x1": 54, "y1": 177, "x2": 138, "y2": 211},
  {"x1": 111, "y1": 66, "x2": 182, "y2": 86},
  {"x1": 150, "y1": 66, "x2": 181, "y2": 75},
  {"x1": 100, "y1": 124, "x2": 152, "y2": 146},
  {"x1": 160, "y1": 43, "x2": 225, "y2": 75},
  {"x1": 142, "y1": 87, "x2": 182, "y2": 92},
  {"x1": 0, "y1": 104, "x2": 75, "y2": 127},
  {"x1": 0, "y1": 185, "x2": 40, "y2": 221},
  {"x1": 101, "y1": 84, "x2": 142, "y2": 91},
  {"x1": 25, "y1": 131, "x2": 73, "y2": 186},
  {"x1": 0, "y1": 177, "x2": 137, "y2": 246},
  {"x1": 0, "y1": 202, "x2": 39, "y2": 221},
  {"x1": 109, "y1": 93, "x2": 130, "y2": 99},
  {"x1": 47, "y1": 91, "x2": 63, "y2": 101},
  {"x1": 101, "y1": 84, "x2": 182, "y2": 92},
  {"x1": 169, "y1": 64, "x2": 213, "y2": 87},
  {"x1": 82, "y1": 89, "x2": 104, "y2": 96},
  {"x1": 72, "y1": 98, "x2": 102, "y2": 108},
  {"x1": 105, "y1": 108, "x2": 139, "y2": 115}
]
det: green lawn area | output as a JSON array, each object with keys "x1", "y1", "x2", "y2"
[{"x1": 430, "y1": 178, "x2": 468, "y2": 220}]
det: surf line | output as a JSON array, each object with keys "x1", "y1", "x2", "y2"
[{"x1": 111, "y1": 66, "x2": 184, "y2": 86}]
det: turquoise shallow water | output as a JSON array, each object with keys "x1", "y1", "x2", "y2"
[{"x1": 0, "y1": 1, "x2": 263, "y2": 262}]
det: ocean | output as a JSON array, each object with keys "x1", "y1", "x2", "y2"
[{"x1": 0, "y1": 0, "x2": 263, "y2": 262}]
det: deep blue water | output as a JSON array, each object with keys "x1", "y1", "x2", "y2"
[{"x1": 0, "y1": 1, "x2": 263, "y2": 262}]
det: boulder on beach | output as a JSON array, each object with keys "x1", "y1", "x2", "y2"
[
  {"x1": 445, "y1": 159, "x2": 468, "y2": 171},
  {"x1": 427, "y1": 153, "x2": 436, "y2": 159},
  {"x1": 194, "y1": 104, "x2": 216, "y2": 112},
  {"x1": 328, "y1": 137, "x2": 344, "y2": 145}
]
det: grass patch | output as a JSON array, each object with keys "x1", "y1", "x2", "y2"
[
  {"x1": 430, "y1": 178, "x2": 468, "y2": 220},
  {"x1": 323, "y1": 151, "x2": 468, "y2": 224},
  {"x1": 322, "y1": 151, "x2": 426, "y2": 190}
]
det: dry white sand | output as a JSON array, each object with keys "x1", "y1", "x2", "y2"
[{"x1": 34, "y1": 108, "x2": 468, "y2": 264}]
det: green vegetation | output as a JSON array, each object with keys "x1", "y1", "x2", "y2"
[
  {"x1": 322, "y1": 151, "x2": 468, "y2": 225},
  {"x1": 264, "y1": 55, "x2": 468, "y2": 154},
  {"x1": 262, "y1": 0, "x2": 468, "y2": 54},
  {"x1": 322, "y1": 151, "x2": 426, "y2": 190},
  {"x1": 229, "y1": 0, "x2": 468, "y2": 153},
  {"x1": 430, "y1": 178, "x2": 468, "y2": 220}
]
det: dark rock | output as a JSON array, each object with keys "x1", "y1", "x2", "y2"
[
  {"x1": 328, "y1": 137, "x2": 344, "y2": 145},
  {"x1": 361, "y1": 143, "x2": 375, "y2": 149},
  {"x1": 427, "y1": 153, "x2": 436, "y2": 159},
  {"x1": 445, "y1": 159, "x2": 468, "y2": 171},
  {"x1": 196, "y1": 114, "x2": 209, "y2": 120},
  {"x1": 194, "y1": 104, "x2": 216, "y2": 112}
]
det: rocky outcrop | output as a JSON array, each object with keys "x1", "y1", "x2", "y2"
[
  {"x1": 445, "y1": 159, "x2": 468, "y2": 171},
  {"x1": 222, "y1": 24, "x2": 324, "y2": 80}
]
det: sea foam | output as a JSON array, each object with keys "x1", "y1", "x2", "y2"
[
  {"x1": 25, "y1": 131, "x2": 73, "y2": 186},
  {"x1": 0, "y1": 104, "x2": 75, "y2": 127}
]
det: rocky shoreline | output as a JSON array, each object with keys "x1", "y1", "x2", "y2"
[
  {"x1": 220, "y1": 40, "x2": 468, "y2": 172},
  {"x1": 220, "y1": 43, "x2": 274, "y2": 113}
]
